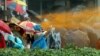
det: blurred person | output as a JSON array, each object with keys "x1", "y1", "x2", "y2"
[
  {"x1": 25, "y1": 32, "x2": 34, "y2": 49},
  {"x1": 9, "y1": 23, "x2": 24, "y2": 44},
  {"x1": 46, "y1": 27, "x2": 61, "y2": 49},
  {"x1": 14, "y1": 26, "x2": 25, "y2": 43},
  {"x1": 32, "y1": 24, "x2": 48, "y2": 49},
  {"x1": 7, "y1": 23, "x2": 24, "y2": 49},
  {"x1": 7, "y1": 34, "x2": 24, "y2": 49}
]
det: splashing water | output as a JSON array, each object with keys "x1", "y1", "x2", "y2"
[{"x1": 41, "y1": 7, "x2": 100, "y2": 30}]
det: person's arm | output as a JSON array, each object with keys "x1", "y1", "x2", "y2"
[
  {"x1": 14, "y1": 42, "x2": 21, "y2": 48},
  {"x1": 13, "y1": 37, "x2": 24, "y2": 49},
  {"x1": 42, "y1": 31, "x2": 47, "y2": 35},
  {"x1": 42, "y1": 31, "x2": 49, "y2": 37},
  {"x1": 13, "y1": 42, "x2": 24, "y2": 49},
  {"x1": 0, "y1": 30, "x2": 5, "y2": 36}
]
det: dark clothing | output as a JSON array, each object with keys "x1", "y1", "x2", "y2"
[{"x1": 26, "y1": 34, "x2": 34, "y2": 44}]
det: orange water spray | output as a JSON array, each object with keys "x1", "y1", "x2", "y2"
[{"x1": 41, "y1": 7, "x2": 100, "y2": 30}]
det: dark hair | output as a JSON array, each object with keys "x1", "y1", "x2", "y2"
[{"x1": 8, "y1": 23, "x2": 17, "y2": 30}]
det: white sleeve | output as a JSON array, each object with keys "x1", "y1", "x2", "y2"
[
  {"x1": 0, "y1": 30, "x2": 9, "y2": 40},
  {"x1": 42, "y1": 31, "x2": 47, "y2": 35},
  {"x1": 0, "y1": 30, "x2": 5, "y2": 36}
]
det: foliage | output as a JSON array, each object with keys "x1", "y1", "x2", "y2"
[{"x1": 0, "y1": 47, "x2": 100, "y2": 56}]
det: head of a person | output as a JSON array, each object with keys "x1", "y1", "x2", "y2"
[
  {"x1": 15, "y1": 26, "x2": 21, "y2": 31},
  {"x1": 9, "y1": 23, "x2": 16, "y2": 31}
]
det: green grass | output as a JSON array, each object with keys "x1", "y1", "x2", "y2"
[{"x1": 0, "y1": 47, "x2": 100, "y2": 56}]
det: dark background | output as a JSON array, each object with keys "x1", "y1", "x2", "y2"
[{"x1": 27, "y1": 0, "x2": 97, "y2": 14}]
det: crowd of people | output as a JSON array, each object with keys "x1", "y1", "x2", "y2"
[
  {"x1": 0, "y1": 22, "x2": 48, "y2": 50},
  {"x1": 0, "y1": 0, "x2": 62, "y2": 50}
]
